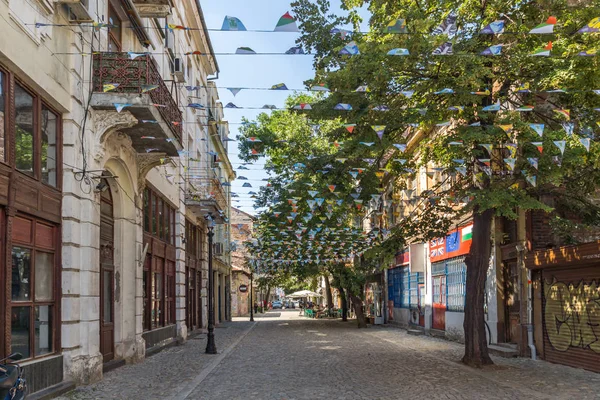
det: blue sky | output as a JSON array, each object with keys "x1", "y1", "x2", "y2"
[{"x1": 199, "y1": 1, "x2": 368, "y2": 215}]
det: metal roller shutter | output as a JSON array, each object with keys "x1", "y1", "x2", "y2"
[{"x1": 542, "y1": 265, "x2": 600, "y2": 372}]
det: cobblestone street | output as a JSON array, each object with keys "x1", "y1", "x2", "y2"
[{"x1": 58, "y1": 310, "x2": 600, "y2": 400}]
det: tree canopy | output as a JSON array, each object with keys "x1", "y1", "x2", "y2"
[{"x1": 239, "y1": 0, "x2": 600, "y2": 361}]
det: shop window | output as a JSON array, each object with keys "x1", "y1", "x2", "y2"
[
  {"x1": 10, "y1": 217, "x2": 57, "y2": 360},
  {"x1": 145, "y1": 255, "x2": 175, "y2": 331}
]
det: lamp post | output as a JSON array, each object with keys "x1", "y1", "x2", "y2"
[
  {"x1": 205, "y1": 214, "x2": 217, "y2": 354},
  {"x1": 249, "y1": 268, "x2": 254, "y2": 322}
]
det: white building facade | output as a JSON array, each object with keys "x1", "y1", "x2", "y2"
[{"x1": 0, "y1": 0, "x2": 233, "y2": 396}]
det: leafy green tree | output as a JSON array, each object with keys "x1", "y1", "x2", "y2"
[{"x1": 288, "y1": 0, "x2": 600, "y2": 366}]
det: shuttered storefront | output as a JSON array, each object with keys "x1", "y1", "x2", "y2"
[{"x1": 542, "y1": 265, "x2": 600, "y2": 372}]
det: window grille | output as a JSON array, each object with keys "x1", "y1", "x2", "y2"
[{"x1": 446, "y1": 256, "x2": 467, "y2": 312}]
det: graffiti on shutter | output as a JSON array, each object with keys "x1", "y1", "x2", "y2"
[{"x1": 544, "y1": 279, "x2": 600, "y2": 353}]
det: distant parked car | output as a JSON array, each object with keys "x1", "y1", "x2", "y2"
[{"x1": 272, "y1": 301, "x2": 283, "y2": 309}]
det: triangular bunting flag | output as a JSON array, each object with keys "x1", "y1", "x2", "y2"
[
  {"x1": 275, "y1": 12, "x2": 298, "y2": 32},
  {"x1": 372, "y1": 125, "x2": 386, "y2": 139},
  {"x1": 222, "y1": 16, "x2": 247, "y2": 31},
  {"x1": 529, "y1": 124, "x2": 545, "y2": 137},
  {"x1": 529, "y1": 16, "x2": 556, "y2": 34},
  {"x1": 553, "y1": 140, "x2": 566, "y2": 155}
]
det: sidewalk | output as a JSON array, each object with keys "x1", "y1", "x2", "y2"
[{"x1": 56, "y1": 320, "x2": 255, "y2": 400}]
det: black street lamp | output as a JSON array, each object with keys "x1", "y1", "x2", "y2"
[
  {"x1": 205, "y1": 214, "x2": 217, "y2": 354},
  {"x1": 249, "y1": 268, "x2": 254, "y2": 322}
]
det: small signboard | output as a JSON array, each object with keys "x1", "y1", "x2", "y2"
[{"x1": 239, "y1": 284, "x2": 248, "y2": 293}]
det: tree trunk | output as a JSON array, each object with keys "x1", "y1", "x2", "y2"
[
  {"x1": 338, "y1": 286, "x2": 348, "y2": 321},
  {"x1": 462, "y1": 207, "x2": 494, "y2": 367},
  {"x1": 347, "y1": 289, "x2": 367, "y2": 328},
  {"x1": 324, "y1": 275, "x2": 333, "y2": 307},
  {"x1": 265, "y1": 285, "x2": 271, "y2": 304}
]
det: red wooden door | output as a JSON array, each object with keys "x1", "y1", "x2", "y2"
[
  {"x1": 433, "y1": 275, "x2": 446, "y2": 330},
  {"x1": 99, "y1": 183, "x2": 115, "y2": 363}
]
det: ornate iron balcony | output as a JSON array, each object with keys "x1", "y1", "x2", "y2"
[{"x1": 91, "y1": 52, "x2": 183, "y2": 155}]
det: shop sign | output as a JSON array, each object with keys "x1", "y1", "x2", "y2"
[
  {"x1": 429, "y1": 224, "x2": 473, "y2": 263},
  {"x1": 239, "y1": 284, "x2": 248, "y2": 293}
]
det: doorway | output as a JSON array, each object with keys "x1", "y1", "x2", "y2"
[
  {"x1": 504, "y1": 260, "x2": 520, "y2": 343},
  {"x1": 99, "y1": 180, "x2": 115, "y2": 363},
  {"x1": 432, "y1": 275, "x2": 446, "y2": 330}
]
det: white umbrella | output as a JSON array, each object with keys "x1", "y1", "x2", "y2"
[{"x1": 287, "y1": 290, "x2": 322, "y2": 298}]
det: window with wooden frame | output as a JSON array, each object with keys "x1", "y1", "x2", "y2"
[
  {"x1": 142, "y1": 186, "x2": 177, "y2": 331},
  {"x1": 0, "y1": 70, "x2": 6, "y2": 163},
  {"x1": 0, "y1": 68, "x2": 62, "y2": 188},
  {"x1": 143, "y1": 187, "x2": 176, "y2": 246},
  {"x1": 10, "y1": 215, "x2": 58, "y2": 360},
  {"x1": 107, "y1": 4, "x2": 123, "y2": 52}
]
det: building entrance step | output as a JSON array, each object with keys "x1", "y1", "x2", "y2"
[{"x1": 488, "y1": 343, "x2": 519, "y2": 358}]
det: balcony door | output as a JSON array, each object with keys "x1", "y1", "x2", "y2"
[
  {"x1": 99, "y1": 181, "x2": 115, "y2": 363},
  {"x1": 107, "y1": 4, "x2": 122, "y2": 51}
]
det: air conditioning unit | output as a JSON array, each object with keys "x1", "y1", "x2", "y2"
[
  {"x1": 56, "y1": 0, "x2": 93, "y2": 23},
  {"x1": 213, "y1": 242, "x2": 224, "y2": 256},
  {"x1": 173, "y1": 58, "x2": 185, "y2": 82}
]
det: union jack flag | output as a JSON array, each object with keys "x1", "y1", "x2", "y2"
[{"x1": 430, "y1": 237, "x2": 445, "y2": 258}]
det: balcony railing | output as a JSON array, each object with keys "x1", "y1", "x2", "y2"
[
  {"x1": 185, "y1": 179, "x2": 228, "y2": 222},
  {"x1": 92, "y1": 52, "x2": 182, "y2": 142}
]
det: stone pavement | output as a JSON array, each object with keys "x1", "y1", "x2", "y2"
[{"x1": 58, "y1": 310, "x2": 600, "y2": 400}]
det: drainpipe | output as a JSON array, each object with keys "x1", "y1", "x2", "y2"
[{"x1": 517, "y1": 242, "x2": 536, "y2": 360}]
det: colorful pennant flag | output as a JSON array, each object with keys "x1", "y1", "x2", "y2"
[
  {"x1": 432, "y1": 42, "x2": 453, "y2": 55},
  {"x1": 222, "y1": 16, "x2": 247, "y2": 31},
  {"x1": 393, "y1": 144, "x2": 407, "y2": 152},
  {"x1": 227, "y1": 88, "x2": 242, "y2": 96},
  {"x1": 372, "y1": 125, "x2": 386, "y2": 139},
  {"x1": 285, "y1": 46, "x2": 305, "y2": 54},
  {"x1": 387, "y1": 48, "x2": 410, "y2": 56},
  {"x1": 311, "y1": 83, "x2": 329, "y2": 92},
  {"x1": 562, "y1": 122, "x2": 574, "y2": 136},
  {"x1": 528, "y1": 157, "x2": 538, "y2": 170},
  {"x1": 580, "y1": 138, "x2": 591, "y2": 152},
  {"x1": 386, "y1": 18, "x2": 407, "y2": 33},
  {"x1": 554, "y1": 109, "x2": 570, "y2": 120},
  {"x1": 480, "y1": 20, "x2": 505, "y2": 34},
  {"x1": 529, "y1": 16, "x2": 557, "y2": 34},
  {"x1": 530, "y1": 41, "x2": 552, "y2": 56},
  {"x1": 498, "y1": 124, "x2": 513, "y2": 133},
  {"x1": 482, "y1": 102, "x2": 500, "y2": 112},
  {"x1": 236, "y1": 47, "x2": 256, "y2": 54},
  {"x1": 553, "y1": 140, "x2": 566, "y2": 155},
  {"x1": 293, "y1": 104, "x2": 312, "y2": 110},
  {"x1": 334, "y1": 103, "x2": 352, "y2": 111},
  {"x1": 529, "y1": 123, "x2": 545, "y2": 137},
  {"x1": 141, "y1": 84, "x2": 159, "y2": 93},
  {"x1": 271, "y1": 83, "x2": 288, "y2": 90},
  {"x1": 103, "y1": 83, "x2": 119, "y2": 92},
  {"x1": 128, "y1": 52, "x2": 147, "y2": 60},
  {"x1": 577, "y1": 17, "x2": 600, "y2": 33},
  {"x1": 114, "y1": 103, "x2": 131, "y2": 113},
  {"x1": 531, "y1": 142, "x2": 544, "y2": 153},
  {"x1": 274, "y1": 12, "x2": 298, "y2": 32},
  {"x1": 526, "y1": 175, "x2": 537, "y2": 187},
  {"x1": 340, "y1": 41, "x2": 360, "y2": 55},
  {"x1": 481, "y1": 44, "x2": 503, "y2": 56},
  {"x1": 432, "y1": 12, "x2": 458, "y2": 36}
]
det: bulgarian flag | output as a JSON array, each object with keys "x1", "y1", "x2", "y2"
[
  {"x1": 461, "y1": 225, "x2": 473, "y2": 242},
  {"x1": 529, "y1": 16, "x2": 556, "y2": 34},
  {"x1": 274, "y1": 12, "x2": 298, "y2": 32},
  {"x1": 530, "y1": 41, "x2": 552, "y2": 57}
]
